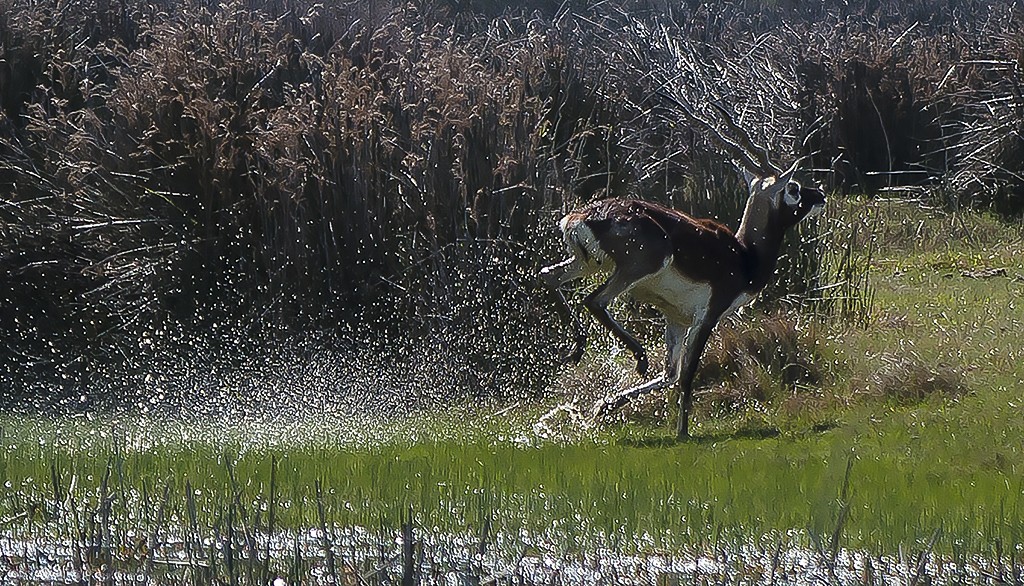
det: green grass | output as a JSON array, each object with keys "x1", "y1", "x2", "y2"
[
  {"x1": 1, "y1": 403, "x2": 1022, "y2": 556},
  {"x1": 2, "y1": 200, "x2": 1024, "y2": 574}
]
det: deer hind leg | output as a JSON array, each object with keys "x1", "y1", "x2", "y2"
[
  {"x1": 593, "y1": 320, "x2": 688, "y2": 417},
  {"x1": 540, "y1": 257, "x2": 589, "y2": 364},
  {"x1": 583, "y1": 259, "x2": 670, "y2": 376}
]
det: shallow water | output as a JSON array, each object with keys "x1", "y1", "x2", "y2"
[{"x1": 0, "y1": 523, "x2": 1010, "y2": 585}]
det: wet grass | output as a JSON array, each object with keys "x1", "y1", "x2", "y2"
[
  {"x1": 3, "y1": 405, "x2": 1024, "y2": 555},
  {"x1": 2, "y1": 201, "x2": 1024, "y2": 583},
  {"x1": 1, "y1": 408, "x2": 1023, "y2": 582}
]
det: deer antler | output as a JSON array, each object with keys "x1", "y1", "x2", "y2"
[
  {"x1": 707, "y1": 102, "x2": 781, "y2": 176},
  {"x1": 639, "y1": 19, "x2": 795, "y2": 179},
  {"x1": 654, "y1": 87, "x2": 781, "y2": 178}
]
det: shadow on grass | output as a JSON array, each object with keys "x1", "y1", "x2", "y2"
[
  {"x1": 617, "y1": 420, "x2": 839, "y2": 447},
  {"x1": 617, "y1": 426, "x2": 781, "y2": 448}
]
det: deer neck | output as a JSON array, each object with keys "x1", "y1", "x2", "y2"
[{"x1": 735, "y1": 196, "x2": 786, "y2": 291}]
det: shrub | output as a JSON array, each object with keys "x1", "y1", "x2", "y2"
[
  {"x1": 852, "y1": 351, "x2": 968, "y2": 405},
  {"x1": 698, "y1": 313, "x2": 825, "y2": 414}
]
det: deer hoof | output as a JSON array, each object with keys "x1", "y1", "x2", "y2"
[
  {"x1": 635, "y1": 352, "x2": 649, "y2": 376},
  {"x1": 561, "y1": 346, "x2": 585, "y2": 366},
  {"x1": 592, "y1": 397, "x2": 616, "y2": 419},
  {"x1": 592, "y1": 394, "x2": 629, "y2": 419},
  {"x1": 559, "y1": 336, "x2": 585, "y2": 365}
]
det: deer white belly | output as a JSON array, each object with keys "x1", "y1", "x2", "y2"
[{"x1": 632, "y1": 266, "x2": 713, "y2": 326}]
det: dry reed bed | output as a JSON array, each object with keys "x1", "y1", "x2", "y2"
[{"x1": 1, "y1": 0, "x2": 1022, "y2": 401}]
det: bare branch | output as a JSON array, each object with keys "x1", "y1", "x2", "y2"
[{"x1": 708, "y1": 102, "x2": 780, "y2": 176}]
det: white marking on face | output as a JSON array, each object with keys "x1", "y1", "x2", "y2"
[
  {"x1": 804, "y1": 204, "x2": 825, "y2": 220},
  {"x1": 725, "y1": 291, "x2": 756, "y2": 317},
  {"x1": 783, "y1": 183, "x2": 801, "y2": 207}
]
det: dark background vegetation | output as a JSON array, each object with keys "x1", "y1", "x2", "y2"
[{"x1": 2, "y1": 0, "x2": 1022, "y2": 406}]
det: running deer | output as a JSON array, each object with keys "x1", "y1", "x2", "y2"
[{"x1": 540, "y1": 112, "x2": 825, "y2": 439}]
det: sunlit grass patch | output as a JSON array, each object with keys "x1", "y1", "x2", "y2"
[{"x1": 3, "y1": 385, "x2": 1024, "y2": 583}]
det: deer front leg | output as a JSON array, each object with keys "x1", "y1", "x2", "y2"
[{"x1": 674, "y1": 312, "x2": 721, "y2": 440}]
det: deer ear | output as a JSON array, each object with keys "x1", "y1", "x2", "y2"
[{"x1": 783, "y1": 181, "x2": 801, "y2": 207}]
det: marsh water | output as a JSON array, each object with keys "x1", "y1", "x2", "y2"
[{"x1": 1, "y1": 518, "x2": 1011, "y2": 585}]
